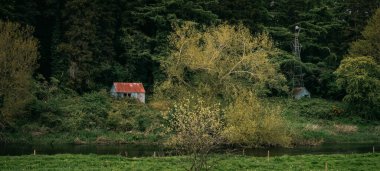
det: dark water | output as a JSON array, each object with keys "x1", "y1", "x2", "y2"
[{"x1": 0, "y1": 143, "x2": 379, "y2": 157}]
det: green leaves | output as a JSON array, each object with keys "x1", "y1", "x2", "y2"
[{"x1": 335, "y1": 56, "x2": 380, "y2": 117}]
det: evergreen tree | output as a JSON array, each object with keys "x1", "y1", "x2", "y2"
[
  {"x1": 212, "y1": 0, "x2": 269, "y2": 32},
  {"x1": 337, "y1": 0, "x2": 380, "y2": 40},
  {"x1": 54, "y1": 0, "x2": 118, "y2": 92}
]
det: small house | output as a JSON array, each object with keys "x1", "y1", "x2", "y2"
[
  {"x1": 110, "y1": 82, "x2": 145, "y2": 103},
  {"x1": 292, "y1": 87, "x2": 311, "y2": 100}
]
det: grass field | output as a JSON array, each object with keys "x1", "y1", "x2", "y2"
[{"x1": 0, "y1": 153, "x2": 379, "y2": 170}]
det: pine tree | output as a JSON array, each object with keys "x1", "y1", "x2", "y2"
[{"x1": 54, "y1": 0, "x2": 118, "y2": 91}]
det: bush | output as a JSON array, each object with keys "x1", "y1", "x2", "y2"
[
  {"x1": 26, "y1": 99, "x2": 63, "y2": 128},
  {"x1": 223, "y1": 92, "x2": 292, "y2": 147},
  {"x1": 61, "y1": 90, "x2": 111, "y2": 131},
  {"x1": 106, "y1": 99, "x2": 162, "y2": 133},
  {"x1": 286, "y1": 98, "x2": 346, "y2": 120}
]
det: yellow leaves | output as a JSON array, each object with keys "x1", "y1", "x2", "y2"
[
  {"x1": 222, "y1": 91, "x2": 292, "y2": 147},
  {"x1": 165, "y1": 95, "x2": 223, "y2": 151},
  {"x1": 160, "y1": 22, "x2": 291, "y2": 148},
  {"x1": 158, "y1": 22, "x2": 286, "y2": 102}
]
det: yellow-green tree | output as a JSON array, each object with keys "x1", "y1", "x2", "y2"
[
  {"x1": 155, "y1": 22, "x2": 286, "y2": 103},
  {"x1": 159, "y1": 22, "x2": 291, "y2": 151},
  {"x1": 222, "y1": 91, "x2": 291, "y2": 147},
  {"x1": 165, "y1": 95, "x2": 223, "y2": 171},
  {"x1": 0, "y1": 21, "x2": 38, "y2": 128},
  {"x1": 349, "y1": 8, "x2": 380, "y2": 63}
]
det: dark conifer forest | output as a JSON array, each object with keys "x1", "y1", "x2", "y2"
[{"x1": 0, "y1": 0, "x2": 377, "y2": 93}]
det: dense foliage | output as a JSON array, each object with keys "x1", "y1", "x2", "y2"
[
  {"x1": 1, "y1": 0, "x2": 380, "y2": 146},
  {"x1": 0, "y1": 0, "x2": 378, "y2": 94},
  {"x1": 155, "y1": 22, "x2": 286, "y2": 102},
  {"x1": 335, "y1": 56, "x2": 380, "y2": 118},
  {"x1": 223, "y1": 93, "x2": 291, "y2": 147}
]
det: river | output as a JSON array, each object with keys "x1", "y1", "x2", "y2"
[{"x1": 0, "y1": 143, "x2": 379, "y2": 157}]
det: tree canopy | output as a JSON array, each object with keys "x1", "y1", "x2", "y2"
[{"x1": 156, "y1": 22, "x2": 286, "y2": 102}]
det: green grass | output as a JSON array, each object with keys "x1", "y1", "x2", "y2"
[{"x1": 0, "y1": 153, "x2": 379, "y2": 170}]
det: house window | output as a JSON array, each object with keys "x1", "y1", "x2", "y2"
[{"x1": 127, "y1": 93, "x2": 131, "y2": 97}]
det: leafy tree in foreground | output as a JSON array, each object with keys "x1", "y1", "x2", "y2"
[
  {"x1": 335, "y1": 56, "x2": 380, "y2": 118},
  {"x1": 165, "y1": 95, "x2": 223, "y2": 171},
  {"x1": 0, "y1": 21, "x2": 38, "y2": 128}
]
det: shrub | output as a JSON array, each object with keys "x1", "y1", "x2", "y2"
[
  {"x1": 106, "y1": 99, "x2": 162, "y2": 133},
  {"x1": 223, "y1": 92, "x2": 291, "y2": 147},
  {"x1": 286, "y1": 98, "x2": 346, "y2": 120},
  {"x1": 61, "y1": 90, "x2": 111, "y2": 130}
]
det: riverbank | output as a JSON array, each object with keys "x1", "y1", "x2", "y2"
[
  {"x1": 1, "y1": 153, "x2": 379, "y2": 170},
  {"x1": 1, "y1": 130, "x2": 162, "y2": 145}
]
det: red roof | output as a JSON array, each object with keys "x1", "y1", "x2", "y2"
[{"x1": 113, "y1": 82, "x2": 145, "y2": 93}]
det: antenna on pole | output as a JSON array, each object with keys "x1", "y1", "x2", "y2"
[{"x1": 291, "y1": 25, "x2": 310, "y2": 99}]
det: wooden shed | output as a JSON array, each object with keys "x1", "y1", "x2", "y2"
[{"x1": 110, "y1": 82, "x2": 145, "y2": 103}]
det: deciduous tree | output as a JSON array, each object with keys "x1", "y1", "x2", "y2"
[
  {"x1": 335, "y1": 56, "x2": 380, "y2": 118},
  {"x1": 165, "y1": 95, "x2": 223, "y2": 171},
  {"x1": 0, "y1": 21, "x2": 38, "y2": 128},
  {"x1": 349, "y1": 8, "x2": 380, "y2": 63},
  {"x1": 155, "y1": 22, "x2": 287, "y2": 102}
]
